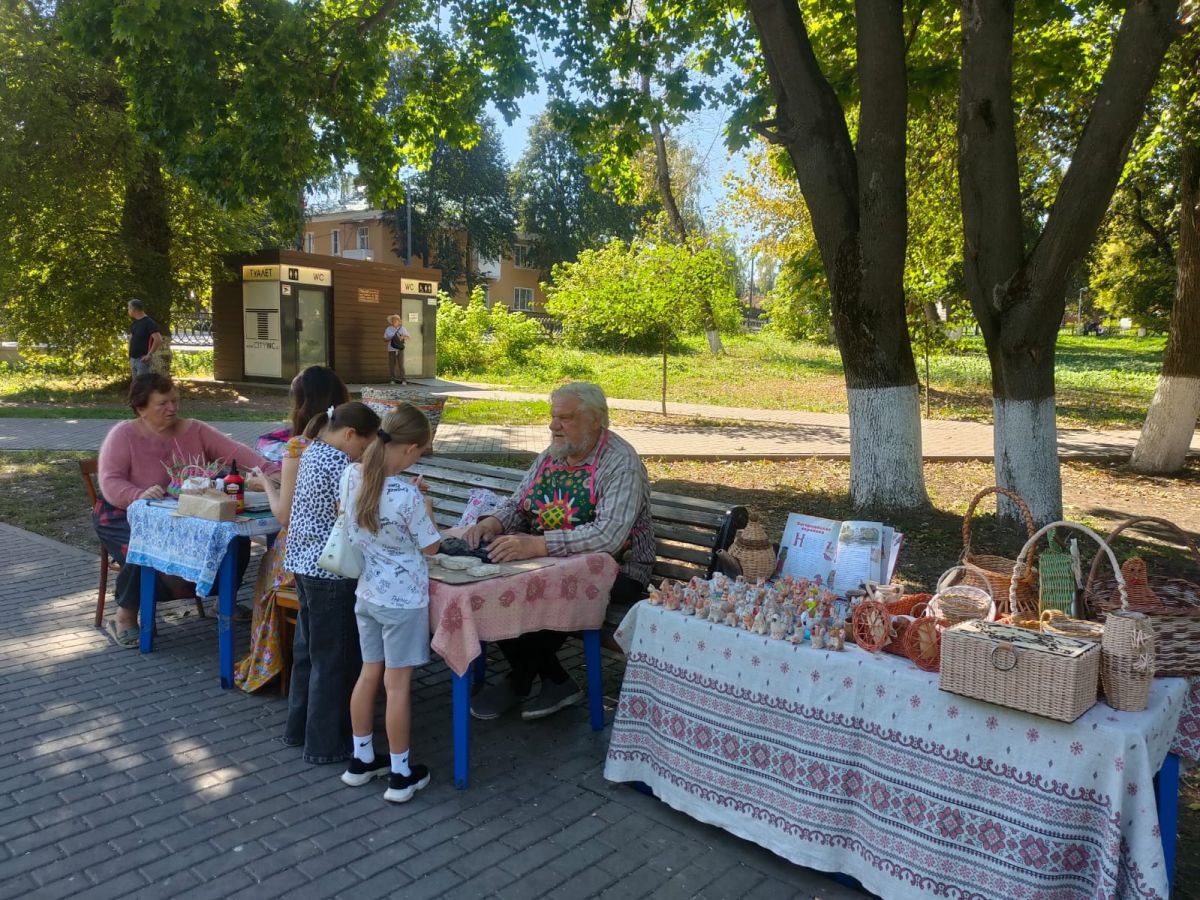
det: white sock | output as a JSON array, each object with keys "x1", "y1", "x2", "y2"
[
  {"x1": 391, "y1": 750, "x2": 411, "y2": 777},
  {"x1": 352, "y1": 735, "x2": 374, "y2": 764}
]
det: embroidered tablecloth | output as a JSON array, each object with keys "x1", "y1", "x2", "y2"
[
  {"x1": 605, "y1": 602, "x2": 1198, "y2": 900},
  {"x1": 429, "y1": 553, "x2": 618, "y2": 676},
  {"x1": 126, "y1": 500, "x2": 280, "y2": 597}
]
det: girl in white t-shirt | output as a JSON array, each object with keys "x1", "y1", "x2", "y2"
[{"x1": 340, "y1": 403, "x2": 441, "y2": 802}]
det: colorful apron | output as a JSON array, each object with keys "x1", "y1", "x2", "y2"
[{"x1": 518, "y1": 432, "x2": 608, "y2": 533}]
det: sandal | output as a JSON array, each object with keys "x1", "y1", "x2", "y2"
[{"x1": 106, "y1": 619, "x2": 140, "y2": 649}]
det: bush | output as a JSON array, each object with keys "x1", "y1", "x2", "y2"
[{"x1": 436, "y1": 287, "x2": 545, "y2": 375}]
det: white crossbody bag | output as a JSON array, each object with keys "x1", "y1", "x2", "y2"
[{"x1": 317, "y1": 467, "x2": 364, "y2": 579}]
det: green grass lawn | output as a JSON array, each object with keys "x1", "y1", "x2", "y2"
[{"x1": 0, "y1": 331, "x2": 1165, "y2": 428}]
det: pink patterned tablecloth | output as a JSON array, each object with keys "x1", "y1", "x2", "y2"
[
  {"x1": 429, "y1": 553, "x2": 618, "y2": 676},
  {"x1": 606, "y1": 601, "x2": 1199, "y2": 900}
]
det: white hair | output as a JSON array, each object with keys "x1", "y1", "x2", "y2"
[{"x1": 550, "y1": 382, "x2": 609, "y2": 429}]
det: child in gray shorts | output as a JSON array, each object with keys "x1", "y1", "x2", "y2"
[{"x1": 341, "y1": 404, "x2": 441, "y2": 803}]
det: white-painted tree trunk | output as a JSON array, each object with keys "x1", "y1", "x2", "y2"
[
  {"x1": 705, "y1": 328, "x2": 724, "y2": 354},
  {"x1": 1130, "y1": 375, "x2": 1200, "y2": 474},
  {"x1": 993, "y1": 397, "x2": 1063, "y2": 525},
  {"x1": 847, "y1": 385, "x2": 927, "y2": 509}
]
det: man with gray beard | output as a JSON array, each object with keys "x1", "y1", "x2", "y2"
[{"x1": 462, "y1": 382, "x2": 654, "y2": 721}]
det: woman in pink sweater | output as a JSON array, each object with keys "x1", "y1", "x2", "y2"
[{"x1": 94, "y1": 373, "x2": 279, "y2": 647}]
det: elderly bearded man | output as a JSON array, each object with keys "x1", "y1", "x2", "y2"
[{"x1": 463, "y1": 382, "x2": 654, "y2": 721}]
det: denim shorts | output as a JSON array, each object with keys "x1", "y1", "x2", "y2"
[{"x1": 354, "y1": 599, "x2": 430, "y2": 669}]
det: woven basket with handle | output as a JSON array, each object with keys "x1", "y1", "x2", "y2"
[
  {"x1": 926, "y1": 563, "x2": 995, "y2": 626},
  {"x1": 962, "y1": 486, "x2": 1039, "y2": 617},
  {"x1": 1083, "y1": 515, "x2": 1200, "y2": 677},
  {"x1": 729, "y1": 510, "x2": 776, "y2": 582}
]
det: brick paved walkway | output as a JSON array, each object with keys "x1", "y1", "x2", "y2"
[{"x1": 0, "y1": 523, "x2": 858, "y2": 899}]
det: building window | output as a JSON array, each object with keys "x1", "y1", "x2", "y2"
[
  {"x1": 357, "y1": 226, "x2": 369, "y2": 250},
  {"x1": 331, "y1": 229, "x2": 341, "y2": 256},
  {"x1": 513, "y1": 243, "x2": 534, "y2": 269},
  {"x1": 513, "y1": 287, "x2": 534, "y2": 311},
  {"x1": 304, "y1": 232, "x2": 315, "y2": 254}
]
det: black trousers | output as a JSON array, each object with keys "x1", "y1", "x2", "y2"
[{"x1": 498, "y1": 573, "x2": 645, "y2": 695}]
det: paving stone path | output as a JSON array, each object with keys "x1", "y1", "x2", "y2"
[{"x1": 0, "y1": 523, "x2": 858, "y2": 898}]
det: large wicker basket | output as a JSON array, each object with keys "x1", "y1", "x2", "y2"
[
  {"x1": 962, "y1": 486, "x2": 1039, "y2": 617},
  {"x1": 729, "y1": 511, "x2": 776, "y2": 582},
  {"x1": 1083, "y1": 515, "x2": 1200, "y2": 677},
  {"x1": 940, "y1": 619, "x2": 1101, "y2": 722}
]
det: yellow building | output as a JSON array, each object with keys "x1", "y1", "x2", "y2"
[{"x1": 304, "y1": 207, "x2": 547, "y2": 312}]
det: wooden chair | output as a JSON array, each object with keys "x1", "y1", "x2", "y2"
[
  {"x1": 79, "y1": 459, "x2": 121, "y2": 628},
  {"x1": 79, "y1": 458, "x2": 205, "y2": 627},
  {"x1": 275, "y1": 586, "x2": 300, "y2": 696}
]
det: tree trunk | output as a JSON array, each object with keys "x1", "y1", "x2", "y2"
[
  {"x1": 121, "y1": 147, "x2": 172, "y2": 338},
  {"x1": 1132, "y1": 142, "x2": 1200, "y2": 473},
  {"x1": 957, "y1": 0, "x2": 1178, "y2": 524},
  {"x1": 748, "y1": 0, "x2": 929, "y2": 510},
  {"x1": 643, "y1": 73, "x2": 724, "y2": 354}
]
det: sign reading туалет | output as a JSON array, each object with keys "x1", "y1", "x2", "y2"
[{"x1": 242, "y1": 265, "x2": 331, "y2": 287}]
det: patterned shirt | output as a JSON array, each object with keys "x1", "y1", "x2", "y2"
[
  {"x1": 283, "y1": 439, "x2": 352, "y2": 579},
  {"x1": 489, "y1": 430, "x2": 655, "y2": 585},
  {"x1": 344, "y1": 465, "x2": 442, "y2": 610}
]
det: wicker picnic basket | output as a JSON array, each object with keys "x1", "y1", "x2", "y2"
[
  {"x1": 962, "y1": 486, "x2": 1039, "y2": 617},
  {"x1": 1101, "y1": 608, "x2": 1154, "y2": 712},
  {"x1": 939, "y1": 619, "x2": 1101, "y2": 722},
  {"x1": 728, "y1": 511, "x2": 777, "y2": 582}
]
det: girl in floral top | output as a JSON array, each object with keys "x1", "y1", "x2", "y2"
[
  {"x1": 281, "y1": 400, "x2": 380, "y2": 764},
  {"x1": 236, "y1": 366, "x2": 349, "y2": 693},
  {"x1": 339, "y1": 403, "x2": 441, "y2": 802}
]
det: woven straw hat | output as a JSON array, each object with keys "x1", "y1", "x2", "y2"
[{"x1": 730, "y1": 511, "x2": 776, "y2": 581}]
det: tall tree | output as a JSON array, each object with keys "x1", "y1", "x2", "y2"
[
  {"x1": 511, "y1": 113, "x2": 645, "y2": 271},
  {"x1": 958, "y1": 0, "x2": 1181, "y2": 522},
  {"x1": 530, "y1": 0, "x2": 932, "y2": 509},
  {"x1": 385, "y1": 119, "x2": 515, "y2": 293},
  {"x1": 1132, "y1": 27, "x2": 1200, "y2": 473},
  {"x1": 63, "y1": 0, "x2": 537, "y2": 234}
]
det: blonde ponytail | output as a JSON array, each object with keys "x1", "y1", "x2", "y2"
[{"x1": 354, "y1": 402, "x2": 432, "y2": 534}]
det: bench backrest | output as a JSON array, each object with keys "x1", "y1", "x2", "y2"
[{"x1": 409, "y1": 455, "x2": 748, "y2": 586}]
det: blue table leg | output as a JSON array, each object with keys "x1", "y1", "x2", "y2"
[
  {"x1": 453, "y1": 670, "x2": 470, "y2": 789},
  {"x1": 218, "y1": 540, "x2": 237, "y2": 689},
  {"x1": 1155, "y1": 751, "x2": 1180, "y2": 893},
  {"x1": 472, "y1": 642, "x2": 487, "y2": 688},
  {"x1": 138, "y1": 567, "x2": 156, "y2": 653},
  {"x1": 584, "y1": 629, "x2": 603, "y2": 731}
]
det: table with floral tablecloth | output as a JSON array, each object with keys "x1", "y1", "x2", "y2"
[
  {"x1": 126, "y1": 499, "x2": 280, "y2": 688},
  {"x1": 605, "y1": 601, "x2": 1199, "y2": 900},
  {"x1": 429, "y1": 552, "x2": 618, "y2": 788}
]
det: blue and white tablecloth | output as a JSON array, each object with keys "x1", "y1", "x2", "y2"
[
  {"x1": 606, "y1": 601, "x2": 1196, "y2": 900},
  {"x1": 126, "y1": 500, "x2": 279, "y2": 597}
]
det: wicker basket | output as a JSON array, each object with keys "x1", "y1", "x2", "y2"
[
  {"x1": 1083, "y1": 516, "x2": 1200, "y2": 677},
  {"x1": 940, "y1": 620, "x2": 1101, "y2": 722},
  {"x1": 1038, "y1": 529, "x2": 1078, "y2": 616},
  {"x1": 1101, "y1": 610, "x2": 1155, "y2": 712},
  {"x1": 1010, "y1": 521, "x2": 1125, "y2": 632},
  {"x1": 962, "y1": 486, "x2": 1039, "y2": 617},
  {"x1": 729, "y1": 511, "x2": 777, "y2": 582},
  {"x1": 926, "y1": 564, "x2": 995, "y2": 626},
  {"x1": 1039, "y1": 609, "x2": 1103, "y2": 642}
]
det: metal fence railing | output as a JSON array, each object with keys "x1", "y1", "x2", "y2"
[
  {"x1": 523, "y1": 313, "x2": 564, "y2": 337},
  {"x1": 172, "y1": 312, "x2": 213, "y2": 346}
]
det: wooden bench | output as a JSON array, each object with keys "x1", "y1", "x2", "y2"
[{"x1": 410, "y1": 454, "x2": 749, "y2": 640}]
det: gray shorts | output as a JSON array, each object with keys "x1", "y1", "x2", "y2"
[{"x1": 354, "y1": 599, "x2": 430, "y2": 669}]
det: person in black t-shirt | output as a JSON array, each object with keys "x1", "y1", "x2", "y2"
[{"x1": 127, "y1": 299, "x2": 163, "y2": 375}]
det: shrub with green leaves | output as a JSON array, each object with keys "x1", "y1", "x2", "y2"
[{"x1": 435, "y1": 287, "x2": 545, "y2": 375}]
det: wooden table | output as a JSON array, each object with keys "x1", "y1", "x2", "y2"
[
  {"x1": 428, "y1": 552, "x2": 619, "y2": 788},
  {"x1": 126, "y1": 499, "x2": 279, "y2": 688}
]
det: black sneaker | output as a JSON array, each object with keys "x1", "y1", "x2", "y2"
[
  {"x1": 383, "y1": 765, "x2": 431, "y2": 803},
  {"x1": 340, "y1": 756, "x2": 390, "y2": 787}
]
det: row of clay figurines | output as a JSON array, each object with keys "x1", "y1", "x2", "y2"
[{"x1": 646, "y1": 573, "x2": 853, "y2": 651}]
